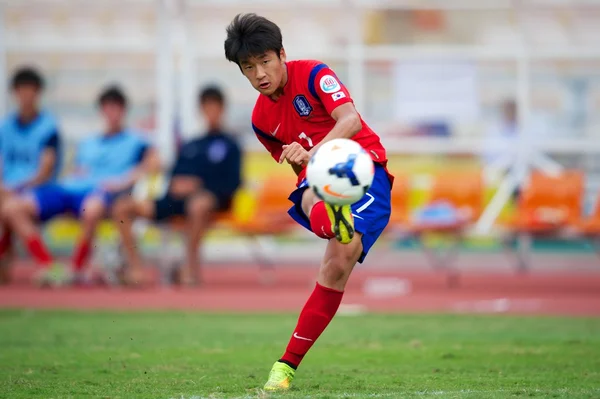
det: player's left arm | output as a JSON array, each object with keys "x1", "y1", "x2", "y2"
[
  {"x1": 279, "y1": 67, "x2": 362, "y2": 166},
  {"x1": 309, "y1": 68, "x2": 362, "y2": 155},
  {"x1": 102, "y1": 143, "x2": 160, "y2": 193},
  {"x1": 21, "y1": 130, "x2": 61, "y2": 189},
  {"x1": 309, "y1": 103, "x2": 362, "y2": 155}
]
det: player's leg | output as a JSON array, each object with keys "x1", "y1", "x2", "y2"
[
  {"x1": 70, "y1": 194, "x2": 108, "y2": 282},
  {"x1": 264, "y1": 235, "x2": 362, "y2": 391},
  {"x1": 1, "y1": 185, "x2": 70, "y2": 285},
  {"x1": 0, "y1": 189, "x2": 16, "y2": 284},
  {"x1": 180, "y1": 191, "x2": 218, "y2": 286},
  {"x1": 111, "y1": 196, "x2": 156, "y2": 285},
  {"x1": 264, "y1": 165, "x2": 392, "y2": 391}
]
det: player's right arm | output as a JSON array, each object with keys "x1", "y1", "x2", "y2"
[{"x1": 20, "y1": 129, "x2": 61, "y2": 189}]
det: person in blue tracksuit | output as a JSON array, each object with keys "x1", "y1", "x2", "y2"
[
  {"x1": 2, "y1": 86, "x2": 156, "y2": 286},
  {"x1": 0, "y1": 67, "x2": 62, "y2": 283}
]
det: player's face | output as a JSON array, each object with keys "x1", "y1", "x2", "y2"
[
  {"x1": 13, "y1": 84, "x2": 40, "y2": 113},
  {"x1": 201, "y1": 100, "x2": 224, "y2": 130},
  {"x1": 240, "y1": 49, "x2": 287, "y2": 96},
  {"x1": 100, "y1": 102, "x2": 126, "y2": 132}
]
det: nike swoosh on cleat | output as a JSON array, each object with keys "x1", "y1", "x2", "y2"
[{"x1": 293, "y1": 332, "x2": 313, "y2": 341}]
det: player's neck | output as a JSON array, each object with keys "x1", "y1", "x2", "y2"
[
  {"x1": 104, "y1": 125, "x2": 124, "y2": 136},
  {"x1": 18, "y1": 108, "x2": 39, "y2": 124},
  {"x1": 206, "y1": 122, "x2": 222, "y2": 133}
]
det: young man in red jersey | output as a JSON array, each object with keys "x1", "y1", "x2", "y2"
[{"x1": 225, "y1": 13, "x2": 394, "y2": 391}]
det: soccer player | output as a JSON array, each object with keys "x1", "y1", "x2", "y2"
[
  {"x1": 224, "y1": 14, "x2": 394, "y2": 391},
  {"x1": 2, "y1": 86, "x2": 155, "y2": 286},
  {"x1": 0, "y1": 67, "x2": 62, "y2": 283},
  {"x1": 112, "y1": 85, "x2": 242, "y2": 286}
]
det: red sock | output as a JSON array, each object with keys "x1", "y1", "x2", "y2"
[
  {"x1": 25, "y1": 235, "x2": 53, "y2": 267},
  {"x1": 72, "y1": 239, "x2": 92, "y2": 271},
  {"x1": 280, "y1": 282, "x2": 344, "y2": 368},
  {"x1": 0, "y1": 229, "x2": 13, "y2": 257},
  {"x1": 309, "y1": 201, "x2": 334, "y2": 239}
]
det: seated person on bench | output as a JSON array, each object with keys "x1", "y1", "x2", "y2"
[
  {"x1": 113, "y1": 85, "x2": 242, "y2": 286},
  {"x1": 0, "y1": 67, "x2": 62, "y2": 283},
  {"x1": 2, "y1": 86, "x2": 155, "y2": 286}
]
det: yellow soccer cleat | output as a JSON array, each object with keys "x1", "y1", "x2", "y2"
[
  {"x1": 325, "y1": 203, "x2": 355, "y2": 244},
  {"x1": 263, "y1": 361, "x2": 295, "y2": 392}
]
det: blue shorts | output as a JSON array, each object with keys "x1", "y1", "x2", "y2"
[
  {"x1": 27, "y1": 184, "x2": 115, "y2": 222},
  {"x1": 288, "y1": 164, "x2": 392, "y2": 263}
]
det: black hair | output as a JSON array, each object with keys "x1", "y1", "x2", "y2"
[
  {"x1": 224, "y1": 13, "x2": 283, "y2": 66},
  {"x1": 11, "y1": 67, "x2": 44, "y2": 91},
  {"x1": 199, "y1": 85, "x2": 225, "y2": 106},
  {"x1": 97, "y1": 85, "x2": 127, "y2": 108}
]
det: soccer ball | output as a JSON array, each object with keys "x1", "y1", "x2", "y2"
[{"x1": 307, "y1": 138, "x2": 374, "y2": 205}]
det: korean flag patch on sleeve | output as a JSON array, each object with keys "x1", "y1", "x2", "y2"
[{"x1": 332, "y1": 92, "x2": 346, "y2": 101}]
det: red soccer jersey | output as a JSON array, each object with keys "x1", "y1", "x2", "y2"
[{"x1": 251, "y1": 60, "x2": 392, "y2": 186}]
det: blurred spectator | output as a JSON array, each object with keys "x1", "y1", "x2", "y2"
[
  {"x1": 113, "y1": 85, "x2": 242, "y2": 287},
  {"x1": 484, "y1": 99, "x2": 529, "y2": 201},
  {"x1": 483, "y1": 99, "x2": 518, "y2": 165},
  {"x1": 0, "y1": 67, "x2": 62, "y2": 284},
  {"x1": 1, "y1": 85, "x2": 156, "y2": 286}
]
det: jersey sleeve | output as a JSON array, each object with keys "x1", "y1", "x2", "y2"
[
  {"x1": 251, "y1": 109, "x2": 284, "y2": 162},
  {"x1": 135, "y1": 141, "x2": 150, "y2": 163},
  {"x1": 308, "y1": 64, "x2": 353, "y2": 116},
  {"x1": 42, "y1": 130, "x2": 60, "y2": 152}
]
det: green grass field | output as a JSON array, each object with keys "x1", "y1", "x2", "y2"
[{"x1": 1, "y1": 310, "x2": 599, "y2": 399}]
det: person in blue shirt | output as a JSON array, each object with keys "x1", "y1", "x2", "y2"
[
  {"x1": 0, "y1": 67, "x2": 62, "y2": 284},
  {"x1": 113, "y1": 85, "x2": 242, "y2": 286},
  {"x1": 2, "y1": 86, "x2": 156, "y2": 286}
]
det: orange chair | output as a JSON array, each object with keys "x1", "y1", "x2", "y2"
[
  {"x1": 389, "y1": 174, "x2": 410, "y2": 227},
  {"x1": 501, "y1": 170, "x2": 585, "y2": 272},
  {"x1": 234, "y1": 174, "x2": 299, "y2": 235},
  {"x1": 575, "y1": 195, "x2": 600, "y2": 236},
  {"x1": 408, "y1": 171, "x2": 483, "y2": 234},
  {"x1": 506, "y1": 170, "x2": 584, "y2": 234},
  {"x1": 405, "y1": 171, "x2": 484, "y2": 273}
]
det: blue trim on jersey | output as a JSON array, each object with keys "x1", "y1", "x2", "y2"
[
  {"x1": 252, "y1": 123, "x2": 284, "y2": 144},
  {"x1": 287, "y1": 164, "x2": 392, "y2": 264},
  {"x1": 308, "y1": 63, "x2": 328, "y2": 100}
]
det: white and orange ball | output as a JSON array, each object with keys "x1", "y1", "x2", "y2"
[{"x1": 307, "y1": 138, "x2": 374, "y2": 205}]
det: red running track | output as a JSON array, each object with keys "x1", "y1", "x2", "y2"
[{"x1": 1, "y1": 265, "x2": 600, "y2": 316}]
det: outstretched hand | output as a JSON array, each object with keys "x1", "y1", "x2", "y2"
[{"x1": 279, "y1": 142, "x2": 310, "y2": 166}]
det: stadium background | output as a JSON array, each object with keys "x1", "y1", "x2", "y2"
[
  {"x1": 2, "y1": 0, "x2": 600, "y2": 266},
  {"x1": 3, "y1": 2, "x2": 600, "y2": 398}
]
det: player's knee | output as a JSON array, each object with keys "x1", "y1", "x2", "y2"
[
  {"x1": 318, "y1": 237, "x2": 363, "y2": 287},
  {"x1": 187, "y1": 194, "x2": 216, "y2": 219},
  {"x1": 112, "y1": 197, "x2": 134, "y2": 220},
  {"x1": 80, "y1": 198, "x2": 106, "y2": 223},
  {"x1": 2, "y1": 197, "x2": 26, "y2": 221},
  {"x1": 320, "y1": 253, "x2": 355, "y2": 285},
  {"x1": 319, "y1": 257, "x2": 353, "y2": 287}
]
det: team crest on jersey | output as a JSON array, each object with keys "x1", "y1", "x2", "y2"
[
  {"x1": 293, "y1": 95, "x2": 313, "y2": 117},
  {"x1": 320, "y1": 75, "x2": 340, "y2": 93}
]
